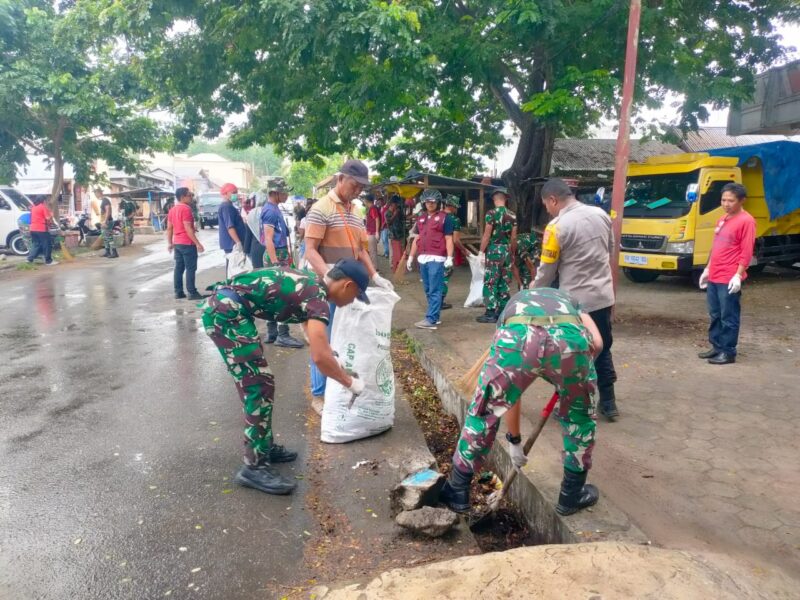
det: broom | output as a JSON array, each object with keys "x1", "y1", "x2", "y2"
[
  {"x1": 393, "y1": 237, "x2": 415, "y2": 284},
  {"x1": 456, "y1": 348, "x2": 491, "y2": 395}
]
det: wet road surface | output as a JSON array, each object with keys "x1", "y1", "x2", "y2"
[{"x1": 0, "y1": 232, "x2": 316, "y2": 599}]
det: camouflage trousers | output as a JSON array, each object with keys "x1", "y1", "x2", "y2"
[
  {"x1": 516, "y1": 258, "x2": 533, "y2": 289},
  {"x1": 263, "y1": 245, "x2": 292, "y2": 268},
  {"x1": 453, "y1": 323, "x2": 597, "y2": 475},
  {"x1": 202, "y1": 292, "x2": 275, "y2": 466},
  {"x1": 443, "y1": 265, "x2": 454, "y2": 299},
  {"x1": 102, "y1": 221, "x2": 116, "y2": 250},
  {"x1": 483, "y1": 243, "x2": 512, "y2": 313}
]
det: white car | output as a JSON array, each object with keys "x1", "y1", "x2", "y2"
[{"x1": 0, "y1": 186, "x2": 32, "y2": 255}]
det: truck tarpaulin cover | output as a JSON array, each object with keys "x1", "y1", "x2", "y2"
[{"x1": 709, "y1": 141, "x2": 800, "y2": 220}]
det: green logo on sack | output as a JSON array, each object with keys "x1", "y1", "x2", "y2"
[{"x1": 376, "y1": 357, "x2": 394, "y2": 396}]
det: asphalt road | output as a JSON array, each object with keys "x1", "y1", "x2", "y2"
[{"x1": 0, "y1": 231, "x2": 317, "y2": 599}]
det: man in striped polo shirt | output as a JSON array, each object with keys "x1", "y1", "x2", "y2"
[{"x1": 304, "y1": 159, "x2": 395, "y2": 414}]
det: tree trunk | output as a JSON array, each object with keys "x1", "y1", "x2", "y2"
[
  {"x1": 50, "y1": 151, "x2": 64, "y2": 220},
  {"x1": 502, "y1": 120, "x2": 555, "y2": 233}
]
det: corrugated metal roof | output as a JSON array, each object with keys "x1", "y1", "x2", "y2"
[
  {"x1": 551, "y1": 139, "x2": 682, "y2": 174},
  {"x1": 675, "y1": 127, "x2": 798, "y2": 152}
]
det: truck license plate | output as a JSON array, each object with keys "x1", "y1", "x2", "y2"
[{"x1": 624, "y1": 255, "x2": 648, "y2": 266}]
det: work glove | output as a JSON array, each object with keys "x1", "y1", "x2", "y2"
[
  {"x1": 346, "y1": 375, "x2": 365, "y2": 409},
  {"x1": 444, "y1": 256, "x2": 454, "y2": 270},
  {"x1": 478, "y1": 252, "x2": 486, "y2": 265},
  {"x1": 728, "y1": 273, "x2": 742, "y2": 294},
  {"x1": 371, "y1": 272, "x2": 394, "y2": 291},
  {"x1": 234, "y1": 241, "x2": 243, "y2": 254},
  {"x1": 698, "y1": 268, "x2": 709, "y2": 290},
  {"x1": 509, "y1": 441, "x2": 527, "y2": 470},
  {"x1": 406, "y1": 256, "x2": 414, "y2": 271}
]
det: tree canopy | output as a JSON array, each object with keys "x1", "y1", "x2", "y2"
[
  {"x1": 94, "y1": 1, "x2": 800, "y2": 228},
  {"x1": 0, "y1": 0, "x2": 167, "y2": 207}
]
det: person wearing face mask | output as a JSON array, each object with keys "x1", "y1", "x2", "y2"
[
  {"x1": 303, "y1": 159, "x2": 394, "y2": 414},
  {"x1": 218, "y1": 183, "x2": 248, "y2": 273}
]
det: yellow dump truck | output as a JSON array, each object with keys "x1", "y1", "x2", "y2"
[{"x1": 619, "y1": 141, "x2": 800, "y2": 285}]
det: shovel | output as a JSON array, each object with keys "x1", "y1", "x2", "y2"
[{"x1": 469, "y1": 391, "x2": 559, "y2": 530}]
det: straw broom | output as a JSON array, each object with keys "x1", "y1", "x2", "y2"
[{"x1": 456, "y1": 348, "x2": 491, "y2": 395}]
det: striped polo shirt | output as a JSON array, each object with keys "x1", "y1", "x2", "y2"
[{"x1": 305, "y1": 189, "x2": 367, "y2": 266}]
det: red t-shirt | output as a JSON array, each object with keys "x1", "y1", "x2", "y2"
[
  {"x1": 168, "y1": 203, "x2": 195, "y2": 246},
  {"x1": 365, "y1": 205, "x2": 380, "y2": 235},
  {"x1": 380, "y1": 205, "x2": 389, "y2": 230},
  {"x1": 30, "y1": 203, "x2": 51, "y2": 232},
  {"x1": 708, "y1": 210, "x2": 757, "y2": 284}
]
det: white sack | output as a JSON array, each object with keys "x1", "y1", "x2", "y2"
[
  {"x1": 464, "y1": 253, "x2": 485, "y2": 307},
  {"x1": 226, "y1": 246, "x2": 251, "y2": 279},
  {"x1": 321, "y1": 287, "x2": 400, "y2": 443}
]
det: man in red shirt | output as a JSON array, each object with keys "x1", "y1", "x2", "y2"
[
  {"x1": 364, "y1": 193, "x2": 381, "y2": 268},
  {"x1": 698, "y1": 183, "x2": 757, "y2": 365},
  {"x1": 27, "y1": 197, "x2": 58, "y2": 265},
  {"x1": 167, "y1": 187, "x2": 206, "y2": 300}
]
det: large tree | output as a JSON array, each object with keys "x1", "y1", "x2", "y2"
[
  {"x1": 0, "y1": 0, "x2": 167, "y2": 213},
  {"x1": 101, "y1": 0, "x2": 799, "y2": 230}
]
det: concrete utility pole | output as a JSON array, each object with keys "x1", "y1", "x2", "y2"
[{"x1": 610, "y1": 0, "x2": 642, "y2": 292}]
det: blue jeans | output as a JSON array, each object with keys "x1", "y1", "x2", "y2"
[
  {"x1": 173, "y1": 244, "x2": 199, "y2": 295},
  {"x1": 310, "y1": 302, "x2": 337, "y2": 397},
  {"x1": 420, "y1": 260, "x2": 445, "y2": 324},
  {"x1": 707, "y1": 282, "x2": 741, "y2": 356},
  {"x1": 380, "y1": 229, "x2": 390, "y2": 257},
  {"x1": 27, "y1": 231, "x2": 53, "y2": 263}
]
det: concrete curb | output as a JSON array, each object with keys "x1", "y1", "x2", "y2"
[{"x1": 403, "y1": 329, "x2": 649, "y2": 546}]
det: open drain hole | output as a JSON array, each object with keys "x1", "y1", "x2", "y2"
[{"x1": 392, "y1": 332, "x2": 537, "y2": 552}]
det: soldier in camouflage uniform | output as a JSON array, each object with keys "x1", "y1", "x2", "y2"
[
  {"x1": 476, "y1": 189, "x2": 517, "y2": 323},
  {"x1": 440, "y1": 287, "x2": 603, "y2": 516},
  {"x1": 201, "y1": 260, "x2": 369, "y2": 495},
  {"x1": 442, "y1": 195, "x2": 474, "y2": 308},
  {"x1": 513, "y1": 231, "x2": 540, "y2": 289}
]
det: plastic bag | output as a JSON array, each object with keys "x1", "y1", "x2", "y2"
[
  {"x1": 321, "y1": 287, "x2": 401, "y2": 443},
  {"x1": 464, "y1": 253, "x2": 485, "y2": 307},
  {"x1": 226, "y1": 246, "x2": 250, "y2": 279}
]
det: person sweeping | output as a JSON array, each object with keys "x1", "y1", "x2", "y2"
[
  {"x1": 202, "y1": 260, "x2": 369, "y2": 495},
  {"x1": 439, "y1": 287, "x2": 603, "y2": 516}
]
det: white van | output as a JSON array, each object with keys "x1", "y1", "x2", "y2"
[{"x1": 0, "y1": 186, "x2": 32, "y2": 255}]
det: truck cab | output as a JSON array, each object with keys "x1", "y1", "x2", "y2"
[{"x1": 620, "y1": 145, "x2": 800, "y2": 285}]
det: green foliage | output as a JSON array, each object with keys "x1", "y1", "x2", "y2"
[
  {"x1": 282, "y1": 154, "x2": 346, "y2": 198},
  {"x1": 186, "y1": 138, "x2": 283, "y2": 177},
  {"x1": 0, "y1": 0, "x2": 168, "y2": 195},
  {"x1": 89, "y1": 0, "x2": 800, "y2": 223}
]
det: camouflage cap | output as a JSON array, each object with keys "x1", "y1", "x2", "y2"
[
  {"x1": 266, "y1": 180, "x2": 293, "y2": 193},
  {"x1": 420, "y1": 188, "x2": 443, "y2": 203},
  {"x1": 444, "y1": 194, "x2": 461, "y2": 208}
]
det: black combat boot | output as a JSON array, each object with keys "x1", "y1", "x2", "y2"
[
  {"x1": 101, "y1": 248, "x2": 110, "y2": 257},
  {"x1": 475, "y1": 311, "x2": 498, "y2": 324},
  {"x1": 555, "y1": 469, "x2": 599, "y2": 516},
  {"x1": 234, "y1": 463, "x2": 297, "y2": 495},
  {"x1": 439, "y1": 467, "x2": 473, "y2": 513},
  {"x1": 266, "y1": 443, "x2": 298, "y2": 463},
  {"x1": 108, "y1": 248, "x2": 119, "y2": 258},
  {"x1": 264, "y1": 321, "x2": 278, "y2": 344},
  {"x1": 598, "y1": 384, "x2": 619, "y2": 421}
]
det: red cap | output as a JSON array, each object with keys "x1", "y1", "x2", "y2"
[{"x1": 220, "y1": 183, "x2": 238, "y2": 195}]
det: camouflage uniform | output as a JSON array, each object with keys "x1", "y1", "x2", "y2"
[
  {"x1": 442, "y1": 212, "x2": 461, "y2": 299},
  {"x1": 515, "y1": 232, "x2": 540, "y2": 289},
  {"x1": 201, "y1": 267, "x2": 330, "y2": 465},
  {"x1": 483, "y1": 206, "x2": 515, "y2": 313},
  {"x1": 453, "y1": 288, "x2": 597, "y2": 475},
  {"x1": 263, "y1": 246, "x2": 292, "y2": 268}
]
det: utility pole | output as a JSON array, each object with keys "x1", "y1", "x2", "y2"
[{"x1": 610, "y1": 0, "x2": 642, "y2": 292}]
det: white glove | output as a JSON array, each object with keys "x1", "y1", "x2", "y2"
[
  {"x1": 406, "y1": 256, "x2": 414, "y2": 271},
  {"x1": 347, "y1": 376, "x2": 365, "y2": 396},
  {"x1": 728, "y1": 273, "x2": 742, "y2": 294},
  {"x1": 478, "y1": 252, "x2": 486, "y2": 265},
  {"x1": 444, "y1": 256, "x2": 454, "y2": 269},
  {"x1": 371, "y1": 272, "x2": 394, "y2": 291},
  {"x1": 509, "y1": 441, "x2": 527, "y2": 470},
  {"x1": 234, "y1": 242, "x2": 243, "y2": 254},
  {"x1": 698, "y1": 268, "x2": 709, "y2": 290}
]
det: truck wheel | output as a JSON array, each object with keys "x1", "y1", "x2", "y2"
[
  {"x1": 8, "y1": 232, "x2": 28, "y2": 256},
  {"x1": 777, "y1": 260, "x2": 798, "y2": 269},
  {"x1": 623, "y1": 267, "x2": 660, "y2": 283},
  {"x1": 748, "y1": 263, "x2": 766, "y2": 274}
]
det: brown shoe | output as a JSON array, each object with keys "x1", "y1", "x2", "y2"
[{"x1": 312, "y1": 395, "x2": 324, "y2": 415}]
